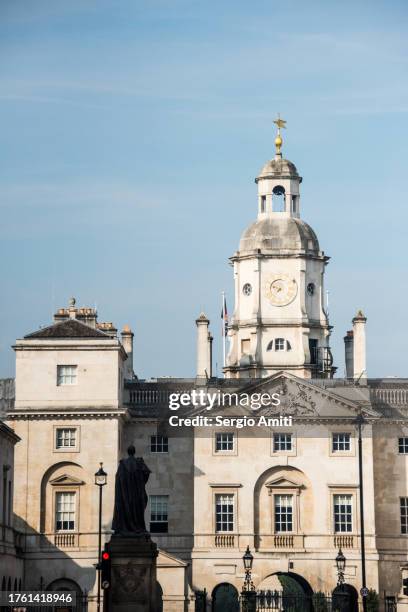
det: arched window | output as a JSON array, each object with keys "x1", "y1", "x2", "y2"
[
  {"x1": 19, "y1": 578, "x2": 22, "y2": 591},
  {"x1": 7, "y1": 578, "x2": 11, "y2": 591},
  {"x1": 273, "y1": 185, "x2": 285, "y2": 212},
  {"x1": 14, "y1": 578, "x2": 17, "y2": 591},
  {"x1": 1, "y1": 577, "x2": 5, "y2": 591}
]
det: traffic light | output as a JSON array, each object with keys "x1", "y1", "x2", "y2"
[
  {"x1": 101, "y1": 549, "x2": 111, "y2": 590},
  {"x1": 402, "y1": 577, "x2": 408, "y2": 596}
]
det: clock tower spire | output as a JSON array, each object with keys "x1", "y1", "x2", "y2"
[{"x1": 224, "y1": 119, "x2": 335, "y2": 379}]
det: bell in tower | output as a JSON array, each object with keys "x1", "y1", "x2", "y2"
[{"x1": 224, "y1": 117, "x2": 335, "y2": 379}]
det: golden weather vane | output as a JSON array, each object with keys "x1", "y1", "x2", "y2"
[{"x1": 273, "y1": 114, "x2": 286, "y2": 156}]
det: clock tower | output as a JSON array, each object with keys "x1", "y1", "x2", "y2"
[{"x1": 225, "y1": 118, "x2": 335, "y2": 379}]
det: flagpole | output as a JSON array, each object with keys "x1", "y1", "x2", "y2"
[{"x1": 222, "y1": 291, "x2": 226, "y2": 371}]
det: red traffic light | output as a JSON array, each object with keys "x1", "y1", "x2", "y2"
[{"x1": 102, "y1": 552, "x2": 110, "y2": 560}]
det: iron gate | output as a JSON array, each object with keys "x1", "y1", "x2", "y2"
[
  {"x1": 25, "y1": 593, "x2": 89, "y2": 612},
  {"x1": 240, "y1": 590, "x2": 350, "y2": 611},
  {"x1": 195, "y1": 589, "x2": 207, "y2": 612},
  {"x1": 384, "y1": 596, "x2": 397, "y2": 612}
]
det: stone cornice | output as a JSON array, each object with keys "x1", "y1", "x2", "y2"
[
  {"x1": 209, "y1": 483, "x2": 243, "y2": 488},
  {"x1": 230, "y1": 252, "x2": 330, "y2": 264},
  {"x1": 229, "y1": 320, "x2": 332, "y2": 331},
  {"x1": 7, "y1": 407, "x2": 127, "y2": 420},
  {"x1": 327, "y1": 483, "x2": 359, "y2": 489}
]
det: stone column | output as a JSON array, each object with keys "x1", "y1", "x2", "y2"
[{"x1": 352, "y1": 310, "x2": 367, "y2": 381}]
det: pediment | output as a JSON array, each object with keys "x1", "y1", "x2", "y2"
[
  {"x1": 265, "y1": 477, "x2": 302, "y2": 489},
  {"x1": 185, "y1": 372, "x2": 381, "y2": 422},
  {"x1": 49, "y1": 474, "x2": 85, "y2": 486},
  {"x1": 157, "y1": 549, "x2": 188, "y2": 568},
  {"x1": 230, "y1": 372, "x2": 380, "y2": 420}
]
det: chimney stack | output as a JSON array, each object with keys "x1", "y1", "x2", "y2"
[
  {"x1": 68, "y1": 297, "x2": 77, "y2": 319},
  {"x1": 352, "y1": 310, "x2": 367, "y2": 382},
  {"x1": 344, "y1": 330, "x2": 354, "y2": 379},
  {"x1": 196, "y1": 313, "x2": 211, "y2": 380},
  {"x1": 121, "y1": 325, "x2": 134, "y2": 380}
]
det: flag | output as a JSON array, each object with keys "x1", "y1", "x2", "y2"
[{"x1": 221, "y1": 295, "x2": 228, "y2": 337}]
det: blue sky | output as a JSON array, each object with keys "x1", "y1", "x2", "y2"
[{"x1": 0, "y1": 0, "x2": 407, "y2": 378}]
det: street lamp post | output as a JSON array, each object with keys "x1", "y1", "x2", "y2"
[
  {"x1": 95, "y1": 463, "x2": 107, "y2": 612},
  {"x1": 356, "y1": 413, "x2": 368, "y2": 612},
  {"x1": 336, "y1": 548, "x2": 346, "y2": 587},
  {"x1": 242, "y1": 546, "x2": 255, "y2": 591},
  {"x1": 242, "y1": 546, "x2": 256, "y2": 612}
]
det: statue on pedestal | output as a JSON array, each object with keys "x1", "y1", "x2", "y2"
[{"x1": 112, "y1": 445, "x2": 151, "y2": 536}]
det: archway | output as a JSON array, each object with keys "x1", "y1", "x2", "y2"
[
  {"x1": 332, "y1": 584, "x2": 358, "y2": 612},
  {"x1": 278, "y1": 572, "x2": 313, "y2": 596},
  {"x1": 212, "y1": 582, "x2": 239, "y2": 612},
  {"x1": 257, "y1": 572, "x2": 314, "y2": 612},
  {"x1": 258, "y1": 571, "x2": 313, "y2": 596},
  {"x1": 47, "y1": 578, "x2": 83, "y2": 612}
]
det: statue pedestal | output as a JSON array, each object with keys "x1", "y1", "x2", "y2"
[{"x1": 107, "y1": 534, "x2": 158, "y2": 612}]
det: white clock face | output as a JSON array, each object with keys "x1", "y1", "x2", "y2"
[{"x1": 264, "y1": 274, "x2": 298, "y2": 306}]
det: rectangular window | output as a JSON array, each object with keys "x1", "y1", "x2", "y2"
[
  {"x1": 399, "y1": 438, "x2": 408, "y2": 454},
  {"x1": 332, "y1": 433, "x2": 351, "y2": 452},
  {"x1": 57, "y1": 365, "x2": 77, "y2": 386},
  {"x1": 401, "y1": 498, "x2": 408, "y2": 534},
  {"x1": 309, "y1": 338, "x2": 318, "y2": 365},
  {"x1": 334, "y1": 494, "x2": 352, "y2": 532},
  {"x1": 2, "y1": 475, "x2": 6, "y2": 528},
  {"x1": 215, "y1": 433, "x2": 234, "y2": 452},
  {"x1": 273, "y1": 433, "x2": 292, "y2": 452},
  {"x1": 150, "y1": 435, "x2": 168, "y2": 453},
  {"x1": 150, "y1": 495, "x2": 168, "y2": 533},
  {"x1": 55, "y1": 492, "x2": 76, "y2": 531},
  {"x1": 8, "y1": 481, "x2": 11, "y2": 525},
  {"x1": 261, "y1": 195, "x2": 266, "y2": 213},
  {"x1": 56, "y1": 428, "x2": 77, "y2": 449},
  {"x1": 215, "y1": 494, "x2": 234, "y2": 532},
  {"x1": 274, "y1": 494, "x2": 293, "y2": 532},
  {"x1": 275, "y1": 338, "x2": 285, "y2": 351}
]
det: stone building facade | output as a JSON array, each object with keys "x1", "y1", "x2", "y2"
[
  {"x1": 0, "y1": 418, "x2": 23, "y2": 593},
  {"x1": 2, "y1": 130, "x2": 408, "y2": 611}
]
